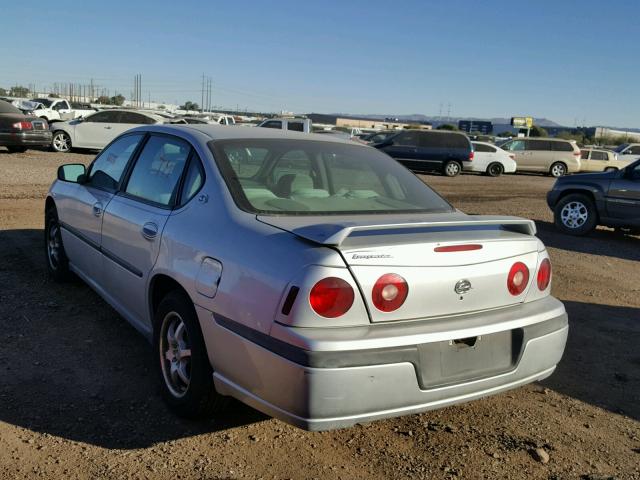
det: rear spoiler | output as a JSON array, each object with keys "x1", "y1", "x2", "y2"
[{"x1": 287, "y1": 216, "x2": 537, "y2": 246}]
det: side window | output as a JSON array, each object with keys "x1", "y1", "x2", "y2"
[
  {"x1": 508, "y1": 140, "x2": 525, "y2": 151},
  {"x1": 125, "y1": 136, "x2": 191, "y2": 206},
  {"x1": 526, "y1": 140, "x2": 552, "y2": 151},
  {"x1": 629, "y1": 146, "x2": 640, "y2": 155},
  {"x1": 287, "y1": 122, "x2": 304, "y2": 132},
  {"x1": 261, "y1": 120, "x2": 282, "y2": 129},
  {"x1": 179, "y1": 156, "x2": 205, "y2": 205},
  {"x1": 120, "y1": 112, "x2": 156, "y2": 124},
  {"x1": 473, "y1": 143, "x2": 495, "y2": 153},
  {"x1": 394, "y1": 132, "x2": 419, "y2": 146},
  {"x1": 552, "y1": 141, "x2": 574, "y2": 152},
  {"x1": 86, "y1": 111, "x2": 119, "y2": 123},
  {"x1": 591, "y1": 151, "x2": 607, "y2": 161},
  {"x1": 581, "y1": 150, "x2": 590, "y2": 160},
  {"x1": 87, "y1": 134, "x2": 144, "y2": 191}
]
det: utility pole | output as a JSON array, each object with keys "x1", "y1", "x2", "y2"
[{"x1": 201, "y1": 73, "x2": 205, "y2": 113}]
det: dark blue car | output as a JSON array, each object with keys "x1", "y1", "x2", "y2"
[{"x1": 374, "y1": 130, "x2": 474, "y2": 176}]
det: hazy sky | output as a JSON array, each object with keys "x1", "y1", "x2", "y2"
[{"x1": 1, "y1": 0, "x2": 637, "y2": 127}]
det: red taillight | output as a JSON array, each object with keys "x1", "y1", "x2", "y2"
[
  {"x1": 509, "y1": 154, "x2": 515, "y2": 159},
  {"x1": 573, "y1": 151, "x2": 581, "y2": 156},
  {"x1": 434, "y1": 244, "x2": 483, "y2": 253},
  {"x1": 309, "y1": 277, "x2": 354, "y2": 318},
  {"x1": 12, "y1": 121, "x2": 33, "y2": 131},
  {"x1": 372, "y1": 273, "x2": 408, "y2": 312},
  {"x1": 537, "y1": 258, "x2": 552, "y2": 291},
  {"x1": 507, "y1": 262, "x2": 529, "y2": 296},
  {"x1": 469, "y1": 151, "x2": 474, "y2": 161}
]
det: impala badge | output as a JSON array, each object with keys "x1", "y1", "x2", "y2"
[{"x1": 454, "y1": 279, "x2": 472, "y2": 295}]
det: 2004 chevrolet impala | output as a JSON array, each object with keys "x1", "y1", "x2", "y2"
[{"x1": 45, "y1": 125, "x2": 568, "y2": 430}]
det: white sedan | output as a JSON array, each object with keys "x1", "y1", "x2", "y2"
[
  {"x1": 465, "y1": 141, "x2": 517, "y2": 177},
  {"x1": 50, "y1": 109, "x2": 165, "y2": 152}
]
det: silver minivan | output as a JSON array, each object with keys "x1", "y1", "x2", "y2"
[{"x1": 500, "y1": 138, "x2": 581, "y2": 177}]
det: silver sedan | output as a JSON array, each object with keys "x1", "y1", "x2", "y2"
[{"x1": 45, "y1": 125, "x2": 568, "y2": 430}]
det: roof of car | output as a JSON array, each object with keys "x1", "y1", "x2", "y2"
[
  {"x1": 143, "y1": 124, "x2": 357, "y2": 144},
  {"x1": 89, "y1": 109, "x2": 166, "y2": 122}
]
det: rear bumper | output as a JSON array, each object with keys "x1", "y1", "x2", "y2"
[
  {"x1": 0, "y1": 130, "x2": 52, "y2": 147},
  {"x1": 197, "y1": 296, "x2": 568, "y2": 431}
]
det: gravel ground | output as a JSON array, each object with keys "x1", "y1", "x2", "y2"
[{"x1": 0, "y1": 147, "x2": 638, "y2": 480}]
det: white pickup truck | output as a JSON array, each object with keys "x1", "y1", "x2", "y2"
[
  {"x1": 257, "y1": 117, "x2": 312, "y2": 133},
  {"x1": 28, "y1": 98, "x2": 95, "y2": 123}
]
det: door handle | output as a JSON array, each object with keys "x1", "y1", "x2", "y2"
[
  {"x1": 141, "y1": 222, "x2": 158, "y2": 240},
  {"x1": 104, "y1": 126, "x2": 112, "y2": 129},
  {"x1": 92, "y1": 202, "x2": 103, "y2": 217}
]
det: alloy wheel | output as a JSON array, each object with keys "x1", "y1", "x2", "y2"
[
  {"x1": 53, "y1": 132, "x2": 70, "y2": 152},
  {"x1": 159, "y1": 312, "x2": 192, "y2": 398},
  {"x1": 551, "y1": 163, "x2": 566, "y2": 177},
  {"x1": 560, "y1": 201, "x2": 588, "y2": 229},
  {"x1": 445, "y1": 162, "x2": 460, "y2": 176},
  {"x1": 47, "y1": 222, "x2": 61, "y2": 270}
]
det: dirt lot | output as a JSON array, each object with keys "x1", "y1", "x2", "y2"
[{"x1": 0, "y1": 147, "x2": 638, "y2": 480}]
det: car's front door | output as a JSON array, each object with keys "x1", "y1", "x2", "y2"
[
  {"x1": 100, "y1": 134, "x2": 193, "y2": 330},
  {"x1": 504, "y1": 139, "x2": 528, "y2": 169},
  {"x1": 380, "y1": 131, "x2": 421, "y2": 169},
  {"x1": 606, "y1": 162, "x2": 640, "y2": 226},
  {"x1": 57, "y1": 133, "x2": 145, "y2": 285},
  {"x1": 619, "y1": 145, "x2": 640, "y2": 163},
  {"x1": 75, "y1": 111, "x2": 128, "y2": 149},
  {"x1": 54, "y1": 100, "x2": 74, "y2": 121}
]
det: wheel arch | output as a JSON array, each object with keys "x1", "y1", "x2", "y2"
[
  {"x1": 149, "y1": 274, "x2": 195, "y2": 326},
  {"x1": 45, "y1": 195, "x2": 56, "y2": 213}
]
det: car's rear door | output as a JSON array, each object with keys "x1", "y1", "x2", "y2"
[
  {"x1": 100, "y1": 134, "x2": 194, "y2": 330},
  {"x1": 56, "y1": 133, "x2": 145, "y2": 285},
  {"x1": 606, "y1": 162, "x2": 640, "y2": 226}
]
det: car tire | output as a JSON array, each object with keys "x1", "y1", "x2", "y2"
[
  {"x1": 45, "y1": 206, "x2": 72, "y2": 281},
  {"x1": 486, "y1": 162, "x2": 504, "y2": 177},
  {"x1": 549, "y1": 162, "x2": 567, "y2": 177},
  {"x1": 52, "y1": 131, "x2": 72, "y2": 153},
  {"x1": 154, "y1": 290, "x2": 229, "y2": 419},
  {"x1": 6, "y1": 146, "x2": 27, "y2": 153},
  {"x1": 443, "y1": 160, "x2": 462, "y2": 177},
  {"x1": 554, "y1": 193, "x2": 598, "y2": 236}
]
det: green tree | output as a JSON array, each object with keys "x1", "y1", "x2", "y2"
[
  {"x1": 48, "y1": 93, "x2": 60, "y2": 98},
  {"x1": 9, "y1": 85, "x2": 30, "y2": 97},
  {"x1": 96, "y1": 96, "x2": 111, "y2": 104},
  {"x1": 0, "y1": 87, "x2": 7, "y2": 96},
  {"x1": 497, "y1": 131, "x2": 515, "y2": 137},
  {"x1": 528, "y1": 125, "x2": 548, "y2": 137},
  {"x1": 436, "y1": 123, "x2": 458, "y2": 131},
  {"x1": 180, "y1": 101, "x2": 200, "y2": 111},
  {"x1": 110, "y1": 94, "x2": 125, "y2": 106}
]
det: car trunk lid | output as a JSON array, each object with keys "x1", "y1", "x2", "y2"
[{"x1": 258, "y1": 213, "x2": 540, "y2": 322}]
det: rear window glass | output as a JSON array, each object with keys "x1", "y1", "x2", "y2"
[
  {"x1": 210, "y1": 139, "x2": 453, "y2": 215},
  {"x1": 551, "y1": 141, "x2": 574, "y2": 152},
  {"x1": 287, "y1": 122, "x2": 304, "y2": 132}
]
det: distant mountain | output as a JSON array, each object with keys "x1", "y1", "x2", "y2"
[{"x1": 330, "y1": 113, "x2": 563, "y2": 127}]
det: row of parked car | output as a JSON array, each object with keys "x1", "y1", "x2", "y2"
[{"x1": 1, "y1": 98, "x2": 638, "y2": 182}]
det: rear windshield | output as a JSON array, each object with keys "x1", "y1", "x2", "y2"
[
  {"x1": 210, "y1": 139, "x2": 453, "y2": 215},
  {"x1": 0, "y1": 100, "x2": 21, "y2": 114}
]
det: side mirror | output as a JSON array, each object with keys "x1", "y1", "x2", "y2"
[{"x1": 57, "y1": 164, "x2": 87, "y2": 183}]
